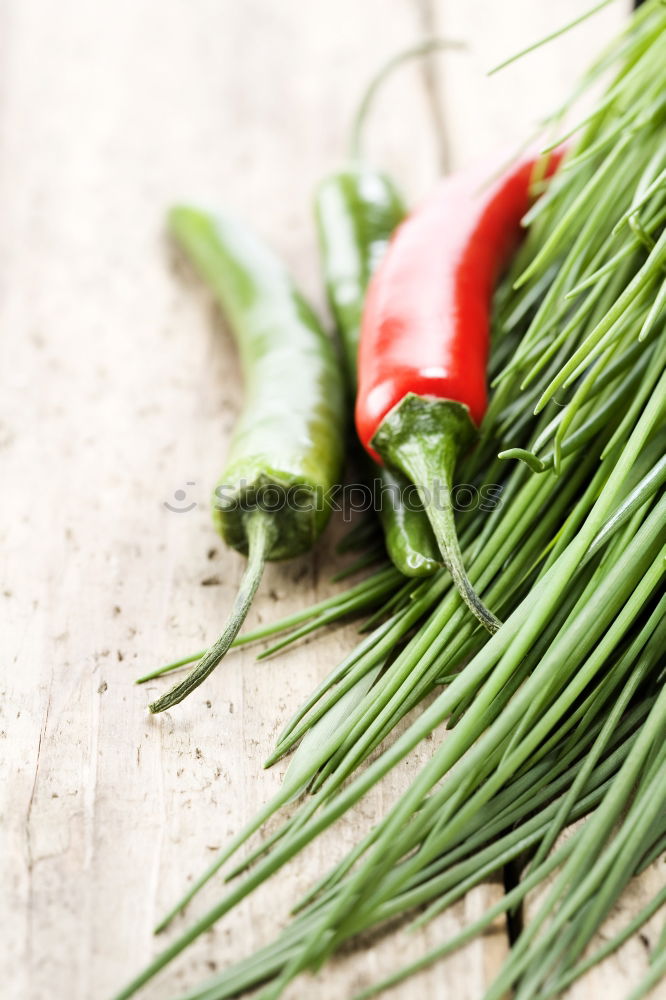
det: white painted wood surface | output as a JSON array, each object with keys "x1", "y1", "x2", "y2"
[{"x1": 2, "y1": 2, "x2": 660, "y2": 999}]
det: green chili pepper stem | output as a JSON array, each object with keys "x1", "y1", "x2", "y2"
[
  {"x1": 372, "y1": 394, "x2": 501, "y2": 634},
  {"x1": 349, "y1": 38, "x2": 465, "y2": 163},
  {"x1": 149, "y1": 512, "x2": 277, "y2": 714},
  {"x1": 137, "y1": 564, "x2": 401, "y2": 684}
]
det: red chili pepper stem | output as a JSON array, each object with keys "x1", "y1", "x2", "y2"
[{"x1": 371, "y1": 393, "x2": 501, "y2": 634}]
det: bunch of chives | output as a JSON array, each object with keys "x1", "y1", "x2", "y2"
[{"x1": 112, "y1": 3, "x2": 666, "y2": 997}]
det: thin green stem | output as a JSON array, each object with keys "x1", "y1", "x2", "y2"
[
  {"x1": 349, "y1": 39, "x2": 464, "y2": 162},
  {"x1": 488, "y1": 0, "x2": 616, "y2": 75},
  {"x1": 149, "y1": 512, "x2": 276, "y2": 713}
]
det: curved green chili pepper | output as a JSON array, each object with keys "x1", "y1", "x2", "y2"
[
  {"x1": 150, "y1": 206, "x2": 345, "y2": 712},
  {"x1": 315, "y1": 168, "x2": 440, "y2": 577}
]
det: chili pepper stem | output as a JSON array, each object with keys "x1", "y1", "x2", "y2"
[
  {"x1": 372, "y1": 394, "x2": 501, "y2": 634},
  {"x1": 149, "y1": 511, "x2": 277, "y2": 713},
  {"x1": 349, "y1": 38, "x2": 465, "y2": 163}
]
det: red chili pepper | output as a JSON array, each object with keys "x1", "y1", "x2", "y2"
[{"x1": 356, "y1": 149, "x2": 564, "y2": 632}]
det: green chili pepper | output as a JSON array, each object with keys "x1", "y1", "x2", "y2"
[
  {"x1": 312, "y1": 38, "x2": 465, "y2": 580},
  {"x1": 149, "y1": 206, "x2": 345, "y2": 713},
  {"x1": 314, "y1": 169, "x2": 405, "y2": 386},
  {"x1": 315, "y1": 168, "x2": 440, "y2": 577}
]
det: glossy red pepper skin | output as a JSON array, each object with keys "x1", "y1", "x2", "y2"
[
  {"x1": 356, "y1": 151, "x2": 564, "y2": 462},
  {"x1": 355, "y1": 150, "x2": 563, "y2": 633}
]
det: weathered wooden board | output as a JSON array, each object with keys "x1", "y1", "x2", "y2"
[{"x1": 1, "y1": 2, "x2": 656, "y2": 1000}]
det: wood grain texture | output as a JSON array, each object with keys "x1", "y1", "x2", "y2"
[{"x1": 0, "y1": 2, "x2": 658, "y2": 1000}]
